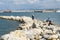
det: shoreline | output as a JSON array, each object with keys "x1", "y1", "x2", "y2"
[{"x1": 0, "y1": 10, "x2": 60, "y2": 13}]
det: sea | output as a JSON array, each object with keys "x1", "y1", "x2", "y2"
[{"x1": 0, "y1": 12, "x2": 60, "y2": 36}]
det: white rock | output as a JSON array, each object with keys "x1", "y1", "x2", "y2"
[
  {"x1": 0, "y1": 16, "x2": 60, "y2": 40},
  {"x1": 49, "y1": 35, "x2": 58, "y2": 39}
]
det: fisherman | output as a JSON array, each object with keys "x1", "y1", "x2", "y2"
[{"x1": 32, "y1": 14, "x2": 34, "y2": 20}]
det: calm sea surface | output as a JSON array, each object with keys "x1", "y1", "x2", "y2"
[{"x1": 0, "y1": 12, "x2": 60, "y2": 36}]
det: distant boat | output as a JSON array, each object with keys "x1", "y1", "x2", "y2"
[{"x1": 3, "y1": 10, "x2": 11, "y2": 13}]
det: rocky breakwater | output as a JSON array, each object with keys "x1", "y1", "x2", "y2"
[{"x1": 0, "y1": 16, "x2": 60, "y2": 40}]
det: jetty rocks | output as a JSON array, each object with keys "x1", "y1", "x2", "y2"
[{"x1": 0, "y1": 16, "x2": 60, "y2": 40}]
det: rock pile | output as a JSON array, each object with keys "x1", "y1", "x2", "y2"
[{"x1": 0, "y1": 16, "x2": 60, "y2": 40}]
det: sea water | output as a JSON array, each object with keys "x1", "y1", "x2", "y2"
[{"x1": 0, "y1": 12, "x2": 60, "y2": 36}]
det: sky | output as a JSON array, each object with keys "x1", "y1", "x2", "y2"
[{"x1": 0, "y1": 0, "x2": 60, "y2": 10}]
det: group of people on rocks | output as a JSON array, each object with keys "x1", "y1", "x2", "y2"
[
  {"x1": 17, "y1": 15, "x2": 54, "y2": 30},
  {"x1": 32, "y1": 14, "x2": 54, "y2": 26}
]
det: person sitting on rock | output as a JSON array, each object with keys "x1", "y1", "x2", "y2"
[
  {"x1": 46, "y1": 17, "x2": 54, "y2": 26},
  {"x1": 46, "y1": 17, "x2": 50, "y2": 22},
  {"x1": 44, "y1": 17, "x2": 54, "y2": 26},
  {"x1": 48, "y1": 20, "x2": 54, "y2": 26}
]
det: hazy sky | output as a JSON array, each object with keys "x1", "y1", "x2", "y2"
[{"x1": 0, "y1": 0, "x2": 60, "y2": 10}]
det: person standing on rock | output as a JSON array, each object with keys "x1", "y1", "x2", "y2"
[
  {"x1": 32, "y1": 14, "x2": 34, "y2": 20},
  {"x1": 32, "y1": 14, "x2": 36, "y2": 28}
]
